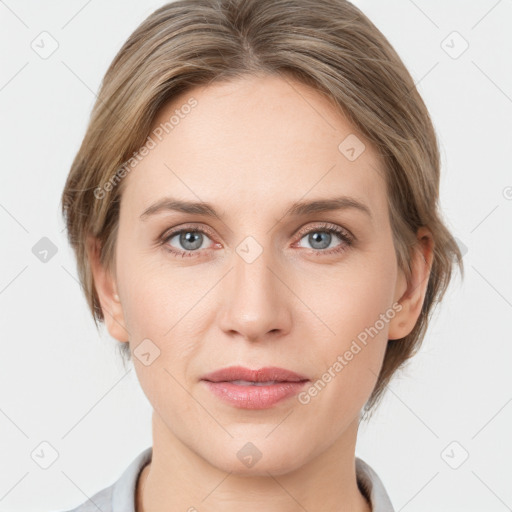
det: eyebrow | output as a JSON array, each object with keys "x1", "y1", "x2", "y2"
[{"x1": 139, "y1": 195, "x2": 373, "y2": 221}]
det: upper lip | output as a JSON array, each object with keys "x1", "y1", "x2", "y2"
[{"x1": 201, "y1": 366, "x2": 309, "y2": 383}]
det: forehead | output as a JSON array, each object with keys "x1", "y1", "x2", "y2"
[{"x1": 121, "y1": 74, "x2": 387, "y2": 221}]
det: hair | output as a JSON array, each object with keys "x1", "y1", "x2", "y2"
[{"x1": 61, "y1": 0, "x2": 464, "y2": 417}]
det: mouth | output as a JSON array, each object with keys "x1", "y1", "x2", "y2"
[
  {"x1": 200, "y1": 366, "x2": 309, "y2": 409},
  {"x1": 228, "y1": 379, "x2": 287, "y2": 386}
]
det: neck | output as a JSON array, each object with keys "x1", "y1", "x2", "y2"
[{"x1": 136, "y1": 412, "x2": 371, "y2": 512}]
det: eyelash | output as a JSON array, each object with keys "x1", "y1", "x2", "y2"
[{"x1": 159, "y1": 222, "x2": 354, "y2": 259}]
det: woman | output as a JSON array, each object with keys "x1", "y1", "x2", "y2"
[{"x1": 60, "y1": 0, "x2": 464, "y2": 510}]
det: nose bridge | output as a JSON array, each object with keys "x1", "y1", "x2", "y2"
[
  {"x1": 218, "y1": 234, "x2": 291, "y2": 340},
  {"x1": 235, "y1": 236, "x2": 275, "y2": 297}
]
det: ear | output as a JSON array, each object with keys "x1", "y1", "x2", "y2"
[
  {"x1": 86, "y1": 235, "x2": 129, "y2": 344},
  {"x1": 388, "y1": 227, "x2": 434, "y2": 340}
]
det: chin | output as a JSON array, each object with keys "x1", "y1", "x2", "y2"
[{"x1": 203, "y1": 436, "x2": 311, "y2": 476}]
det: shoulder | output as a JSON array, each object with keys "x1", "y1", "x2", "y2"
[
  {"x1": 55, "y1": 446, "x2": 152, "y2": 512},
  {"x1": 355, "y1": 456, "x2": 395, "y2": 512},
  {"x1": 57, "y1": 485, "x2": 114, "y2": 512}
]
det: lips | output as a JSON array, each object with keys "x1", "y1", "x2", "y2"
[
  {"x1": 201, "y1": 366, "x2": 308, "y2": 383},
  {"x1": 200, "y1": 366, "x2": 309, "y2": 409}
]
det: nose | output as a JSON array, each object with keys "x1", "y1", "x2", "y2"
[{"x1": 217, "y1": 241, "x2": 293, "y2": 343}]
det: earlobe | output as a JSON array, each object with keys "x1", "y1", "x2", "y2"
[
  {"x1": 86, "y1": 235, "x2": 129, "y2": 343},
  {"x1": 388, "y1": 227, "x2": 434, "y2": 340}
]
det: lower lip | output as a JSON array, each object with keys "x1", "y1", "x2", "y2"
[{"x1": 202, "y1": 380, "x2": 309, "y2": 409}]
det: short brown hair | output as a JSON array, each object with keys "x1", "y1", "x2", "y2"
[{"x1": 61, "y1": 0, "x2": 464, "y2": 415}]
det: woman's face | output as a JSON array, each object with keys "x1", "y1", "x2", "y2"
[{"x1": 98, "y1": 73, "x2": 419, "y2": 475}]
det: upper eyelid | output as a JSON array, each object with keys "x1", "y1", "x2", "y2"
[{"x1": 295, "y1": 222, "x2": 352, "y2": 238}]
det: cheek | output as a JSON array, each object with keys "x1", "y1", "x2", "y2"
[
  {"x1": 120, "y1": 267, "x2": 201, "y2": 416},
  {"x1": 304, "y1": 250, "x2": 398, "y2": 346},
  {"x1": 302, "y1": 253, "x2": 397, "y2": 406},
  {"x1": 297, "y1": 291, "x2": 392, "y2": 440},
  {"x1": 118, "y1": 256, "x2": 207, "y2": 377},
  {"x1": 117, "y1": 249, "x2": 180, "y2": 334}
]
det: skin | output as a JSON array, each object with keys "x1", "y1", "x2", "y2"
[{"x1": 88, "y1": 73, "x2": 433, "y2": 512}]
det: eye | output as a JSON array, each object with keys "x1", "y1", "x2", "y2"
[
  {"x1": 295, "y1": 222, "x2": 354, "y2": 256},
  {"x1": 160, "y1": 225, "x2": 216, "y2": 258},
  {"x1": 159, "y1": 222, "x2": 354, "y2": 259}
]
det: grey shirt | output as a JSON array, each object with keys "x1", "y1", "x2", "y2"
[{"x1": 60, "y1": 447, "x2": 395, "y2": 511}]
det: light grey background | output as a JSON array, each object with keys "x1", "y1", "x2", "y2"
[{"x1": 0, "y1": 1, "x2": 511, "y2": 511}]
